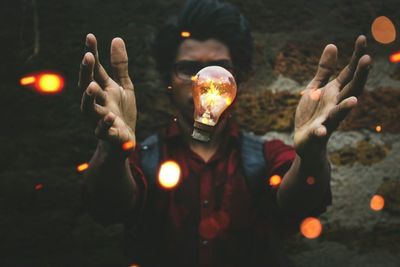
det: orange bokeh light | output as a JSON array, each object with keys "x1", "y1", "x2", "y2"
[
  {"x1": 158, "y1": 160, "x2": 181, "y2": 189},
  {"x1": 269, "y1": 175, "x2": 282, "y2": 187},
  {"x1": 306, "y1": 176, "x2": 315, "y2": 185},
  {"x1": 36, "y1": 73, "x2": 64, "y2": 93},
  {"x1": 375, "y1": 125, "x2": 382, "y2": 132},
  {"x1": 20, "y1": 76, "x2": 36, "y2": 85},
  {"x1": 181, "y1": 31, "x2": 191, "y2": 38},
  {"x1": 122, "y1": 141, "x2": 135, "y2": 151},
  {"x1": 390, "y1": 52, "x2": 400, "y2": 63},
  {"x1": 77, "y1": 162, "x2": 89, "y2": 172},
  {"x1": 35, "y1": 184, "x2": 43, "y2": 190},
  {"x1": 370, "y1": 195, "x2": 385, "y2": 211},
  {"x1": 310, "y1": 89, "x2": 321, "y2": 101},
  {"x1": 199, "y1": 217, "x2": 220, "y2": 240},
  {"x1": 300, "y1": 217, "x2": 322, "y2": 239},
  {"x1": 371, "y1": 16, "x2": 396, "y2": 44}
]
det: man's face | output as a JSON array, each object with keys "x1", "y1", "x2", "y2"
[{"x1": 170, "y1": 38, "x2": 233, "y2": 124}]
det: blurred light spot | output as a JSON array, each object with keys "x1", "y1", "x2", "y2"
[
  {"x1": 191, "y1": 75, "x2": 197, "y2": 81},
  {"x1": 269, "y1": 174, "x2": 282, "y2": 187},
  {"x1": 375, "y1": 125, "x2": 382, "y2": 133},
  {"x1": 158, "y1": 160, "x2": 181, "y2": 189},
  {"x1": 36, "y1": 73, "x2": 64, "y2": 94},
  {"x1": 390, "y1": 51, "x2": 400, "y2": 63},
  {"x1": 306, "y1": 176, "x2": 315, "y2": 185},
  {"x1": 122, "y1": 141, "x2": 135, "y2": 151},
  {"x1": 181, "y1": 31, "x2": 191, "y2": 38},
  {"x1": 199, "y1": 217, "x2": 220, "y2": 240},
  {"x1": 167, "y1": 85, "x2": 172, "y2": 90},
  {"x1": 371, "y1": 16, "x2": 396, "y2": 44},
  {"x1": 300, "y1": 217, "x2": 322, "y2": 239},
  {"x1": 20, "y1": 76, "x2": 36, "y2": 85},
  {"x1": 77, "y1": 162, "x2": 89, "y2": 172},
  {"x1": 310, "y1": 89, "x2": 321, "y2": 101},
  {"x1": 173, "y1": 117, "x2": 178, "y2": 122},
  {"x1": 35, "y1": 184, "x2": 43, "y2": 190},
  {"x1": 370, "y1": 194, "x2": 385, "y2": 211},
  {"x1": 129, "y1": 264, "x2": 140, "y2": 267}
]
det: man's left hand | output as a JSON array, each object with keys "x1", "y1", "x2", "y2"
[{"x1": 293, "y1": 35, "x2": 371, "y2": 158}]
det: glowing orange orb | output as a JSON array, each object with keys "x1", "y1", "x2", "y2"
[
  {"x1": 306, "y1": 176, "x2": 315, "y2": 185},
  {"x1": 310, "y1": 89, "x2": 321, "y2": 101},
  {"x1": 181, "y1": 31, "x2": 191, "y2": 38},
  {"x1": 375, "y1": 125, "x2": 382, "y2": 133},
  {"x1": 35, "y1": 73, "x2": 64, "y2": 94},
  {"x1": 20, "y1": 76, "x2": 36, "y2": 85},
  {"x1": 77, "y1": 162, "x2": 89, "y2": 172},
  {"x1": 269, "y1": 175, "x2": 282, "y2": 187},
  {"x1": 158, "y1": 161, "x2": 181, "y2": 189},
  {"x1": 122, "y1": 141, "x2": 135, "y2": 151},
  {"x1": 199, "y1": 217, "x2": 220, "y2": 240},
  {"x1": 390, "y1": 52, "x2": 400, "y2": 63},
  {"x1": 300, "y1": 217, "x2": 322, "y2": 239},
  {"x1": 370, "y1": 195, "x2": 385, "y2": 211},
  {"x1": 371, "y1": 16, "x2": 396, "y2": 44},
  {"x1": 35, "y1": 184, "x2": 43, "y2": 190}
]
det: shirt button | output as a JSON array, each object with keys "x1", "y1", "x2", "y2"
[{"x1": 203, "y1": 200, "x2": 209, "y2": 207}]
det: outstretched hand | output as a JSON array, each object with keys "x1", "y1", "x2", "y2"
[
  {"x1": 294, "y1": 35, "x2": 371, "y2": 158},
  {"x1": 78, "y1": 33, "x2": 137, "y2": 149}
]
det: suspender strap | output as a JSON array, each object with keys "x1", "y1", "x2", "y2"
[
  {"x1": 239, "y1": 132, "x2": 267, "y2": 194},
  {"x1": 139, "y1": 134, "x2": 160, "y2": 188},
  {"x1": 140, "y1": 132, "x2": 266, "y2": 193}
]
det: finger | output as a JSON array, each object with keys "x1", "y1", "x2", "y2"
[
  {"x1": 336, "y1": 35, "x2": 367, "y2": 87},
  {"x1": 81, "y1": 82, "x2": 108, "y2": 117},
  {"x1": 325, "y1": 96, "x2": 358, "y2": 132},
  {"x1": 110, "y1": 38, "x2": 134, "y2": 90},
  {"x1": 85, "y1": 33, "x2": 111, "y2": 88},
  {"x1": 95, "y1": 112, "x2": 116, "y2": 139},
  {"x1": 87, "y1": 81, "x2": 107, "y2": 105},
  {"x1": 307, "y1": 44, "x2": 337, "y2": 90},
  {"x1": 78, "y1": 52, "x2": 95, "y2": 90},
  {"x1": 337, "y1": 55, "x2": 371, "y2": 102}
]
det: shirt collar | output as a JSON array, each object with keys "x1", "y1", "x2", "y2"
[{"x1": 163, "y1": 117, "x2": 240, "y2": 142}]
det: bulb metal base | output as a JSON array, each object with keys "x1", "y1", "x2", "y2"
[{"x1": 192, "y1": 121, "x2": 213, "y2": 142}]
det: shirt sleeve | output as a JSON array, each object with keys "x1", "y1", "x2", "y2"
[
  {"x1": 127, "y1": 148, "x2": 149, "y2": 213},
  {"x1": 263, "y1": 139, "x2": 332, "y2": 231}
]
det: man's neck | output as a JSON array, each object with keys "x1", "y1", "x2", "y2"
[{"x1": 177, "y1": 113, "x2": 228, "y2": 162}]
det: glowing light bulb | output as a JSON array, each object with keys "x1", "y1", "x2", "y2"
[{"x1": 191, "y1": 66, "x2": 237, "y2": 142}]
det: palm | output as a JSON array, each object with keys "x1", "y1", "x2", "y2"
[{"x1": 293, "y1": 36, "x2": 371, "y2": 157}]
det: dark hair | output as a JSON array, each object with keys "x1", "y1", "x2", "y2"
[{"x1": 153, "y1": 0, "x2": 253, "y2": 85}]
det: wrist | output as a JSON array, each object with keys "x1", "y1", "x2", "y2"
[{"x1": 97, "y1": 139, "x2": 132, "y2": 160}]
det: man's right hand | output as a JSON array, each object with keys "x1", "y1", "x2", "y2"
[{"x1": 78, "y1": 33, "x2": 136, "y2": 152}]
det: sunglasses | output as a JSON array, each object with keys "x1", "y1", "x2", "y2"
[{"x1": 173, "y1": 60, "x2": 234, "y2": 81}]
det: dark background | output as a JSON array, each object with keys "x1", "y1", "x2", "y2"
[{"x1": 1, "y1": 0, "x2": 400, "y2": 266}]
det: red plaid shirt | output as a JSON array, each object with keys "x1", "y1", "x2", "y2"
[{"x1": 126, "y1": 120, "x2": 331, "y2": 267}]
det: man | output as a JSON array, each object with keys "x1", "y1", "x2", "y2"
[{"x1": 78, "y1": 0, "x2": 371, "y2": 266}]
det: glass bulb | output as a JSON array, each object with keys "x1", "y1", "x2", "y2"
[{"x1": 191, "y1": 66, "x2": 237, "y2": 142}]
